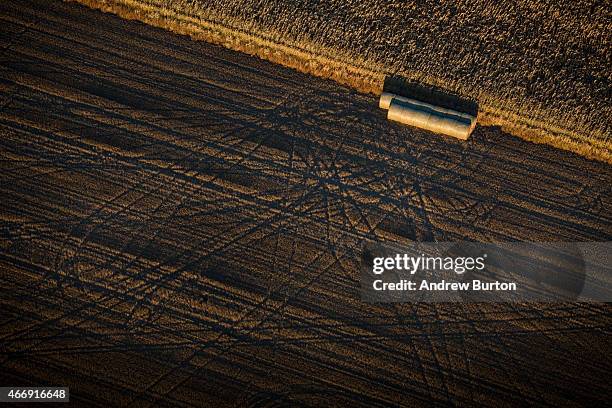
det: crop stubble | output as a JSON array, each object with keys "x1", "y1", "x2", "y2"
[{"x1": 1, "y1": 1, "x2": 611, "y2": 406}]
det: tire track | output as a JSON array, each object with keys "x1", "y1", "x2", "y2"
[{"x1": 1, "y1": 1, "x2": 611, "y2": 406}]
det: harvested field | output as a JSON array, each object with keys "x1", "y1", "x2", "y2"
[
  {"x1": 70, "y1": 0, "x2": 612, "y2": 163},
  {"x1": 1, "y1": 0, "x2": 612, "y2": 406}
]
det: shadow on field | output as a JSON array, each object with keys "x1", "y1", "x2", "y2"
[{"x1": 383, "y1": 75, "x2": 479, "y2": 116}]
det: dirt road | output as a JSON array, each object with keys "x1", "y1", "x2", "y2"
[{"x1": 1, "y1": 1, "x2": 611, "y2": 406}]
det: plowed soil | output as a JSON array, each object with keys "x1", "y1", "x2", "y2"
[{"x1": 1, "y1": 1, "x2": 611, "y2": 406}]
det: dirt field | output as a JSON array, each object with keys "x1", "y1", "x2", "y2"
[
  {"x1": 1, "y1": 1, "x2": 611, "y2": 406},
  {"x1": 71, "y1": 0, "x2": 612, "y2": 163}
]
